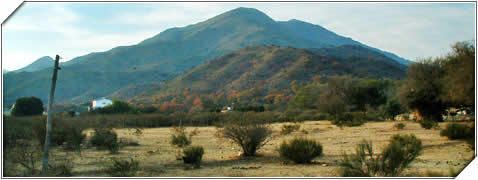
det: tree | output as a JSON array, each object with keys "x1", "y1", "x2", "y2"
[
  {"x1": 317, "y1": 76, "x2": 354, "y2": 120},
  {"x1": 382, "y1": 100, "x2": 406, "y2": 120},
  {"x1": 439, "y1": 41, "x2": 475, "y2": 111},
  {"x1": 98, "y1": 99, "x2": 132, "y2": 114},
  {"x1": 348, "y1": 80, "x2": 390, "y2": 112},
  {"x1": 11, "y1": 97, "x2": 44, "y2": 116},
  {"x1": 399, "y1": 59, "x2": 447, "y2": 122}
]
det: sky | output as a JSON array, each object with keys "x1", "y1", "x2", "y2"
[{"x1": 1, "y1": 2, "x2": 476, "y2": 71}]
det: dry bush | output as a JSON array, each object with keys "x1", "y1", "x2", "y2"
[
  {"x1": 280, "y1": 123, "x2": 301, "y2": 135},
  {"x1": 440, "y1": 123, "x2": 473, "y2": 140},
  {"x1": 340, "y1": 134, "x2": 423, "y2": 177},
  {"x1": 279, "y1": 138, "x2": 323, "y2": 163},
  {"x1": 182, "y1": 146, "x2": 205, "y2": 168},
  {"x1": 217, "y1": 113, "x2": 272, "y2": 156},
  {"x1": 393, "y1": 122, "x2": 406, "y2": 130},
  {"x1": 89, "y1": 127, "x2": 120, "y2": 154},
  {"x1": 105, "y1": 158, "x2": 140, "y2": 177},
  {"x1": 170, "y1": 126, "x2": 196, "y2": 148}
]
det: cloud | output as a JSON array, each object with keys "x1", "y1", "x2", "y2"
[
  {"x1": 109, "y1": 3, "x2": 227, "y2": 30},
  {"x1": 3, "y1": 3, "x2": 86, "y2": 35}
]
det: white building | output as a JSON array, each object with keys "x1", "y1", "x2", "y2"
[{"x1": 90, "y1": 97, "x2": 113, "y2": 110}]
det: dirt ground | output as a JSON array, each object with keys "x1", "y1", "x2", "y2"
[{"x1": 45, "y1": 120, "x2": 474, "y2": 177}]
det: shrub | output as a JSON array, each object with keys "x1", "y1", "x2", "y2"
[
  {"x1": 96, "y1": 99, "x2": 132, "y2": 114},
  {"x1": 340, "y1": 134, "x2": 423, "y2": 177},
  {"x1": 64, "y1": 125, "x2": 86, "y2": 153},
  {"x1": 440, "y1": 123, "x2": 473, "y2": 140},
  {"x1": 381, "y1": 134, "x2": 423, "y2": 176},
  {"x1": 419, "y1": 119, "x2": 438, "y2": 129},
  {"x1": 32, "y1": 116, "x2": 67, "y2": 146},
  {"x1": 424, "y1": 170, "x2": 447, "y2": 177},
  {"x1": 279, "y1": 138, "x2": 323, "y2": 163},
  {"x1": 382, "y1": 100, "x2": 406, "y2": 121},
  {"x1": 8, "y1": 141, "x2": 42, "y2": 176},
  {"x1": 394, "y1": 123, "x2": 406, "y2": 130},
  {"x1": 333, "y1": 112, "x2": 366, "y2": 127},
  {"x1": 315, "y1": 113, "x2": 329, "y2": 120},
  {"x1": 47, "y1": 157, "x2": 74, "y2": 177},
  {"x1": 105, "y1": 158, "x2": 140, "y2": 177},
  {"x1": 90, "y1": 128, "x2": 120, "y2": 153},
  {"x1": 170, "y1": 126, "x2": 192, "y2": 148},
  {"x1": 280, "y1": 123, "x2": 301, "y2": 135},
  {"x1": 3, "y1": 116, "x2": 33, "y2": 149},
  {"x1": 182, "y1": 146, "x2": 205, "y2": 168},
  {"x1": 217, "y1": 113, "x2": 272, "y2": 156}
]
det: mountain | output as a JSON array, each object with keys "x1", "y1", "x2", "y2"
[
  {"x1": 130, "y1": 45, "x2": 406, "y2": 104},
  {"x1": 3, "y1": 7, "x2": 411, "y2": 105},
  {"x1": 2, "y1": 69, "x2": 9, "y2": 74},
  {"x1": 278, "y1": 19, "x2": 412, "y2": 65},
  {"x1": 12, "y1": 56, "x2": 54, "y2": 73}
]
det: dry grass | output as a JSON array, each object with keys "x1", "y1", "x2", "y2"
[{"x1": 39, "y1": 121, "x2": 473, "y2": 177}]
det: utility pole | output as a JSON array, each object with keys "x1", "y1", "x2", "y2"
[{"x1": 41, "y1": 55, "x2": 61, "y2": 176}]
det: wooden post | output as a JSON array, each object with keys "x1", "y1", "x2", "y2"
[{"x1": 41, "y1": 55, "x2": 61, "y2": 176}]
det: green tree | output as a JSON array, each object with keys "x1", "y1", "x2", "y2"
[
  {"x1": 317, "y1": 76, "x2": 354, "y2": 120},
  {"x1": 290, "y1": 85, "x2": 321, "y2": 110},
  {"x1": 382, "y1": 100, "x2": 406, "y2": 120},
  {"x1": 439, "y1": 41, "x2": 475, "y2": 111},
  {"x1": 348, "y1": 79, "x2": 390, "y2": 112},
  {"x1": 11, "y1": 97, "x2": 44, "y2": 116},
  {"x1": 399, "y1": 59, "x2": 447, "y2": 122},
  {"x1": 98, "y1": 99, "x2": 132, "y2": 114}
]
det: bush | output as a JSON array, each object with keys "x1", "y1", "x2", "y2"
[
  {"x1": 217, "y1": 113, "x2": 272, "y2": 156},
  {"x1": 315, "y1": 113, "x2": 329, "y2": 120},
  {"x1": 3, "y1": 116, "x2": 33, "y2": 149},
  {"x1": 280, "y1": 123, "x2": 301, "y2": 135},
  {"x1": 333, "y1": 112, "x2": 366, "y2": 127},
  {"x1": 440, "y1": 123, "x2": 473, "y2": 140},
  {"x1": 419, "y1": 119, "x2": 438, "y2": 129},
  {"x1": 64, "y1": 125, "x2": 86, "y2": 153},
  {"x1": 90, "y1": 128, "x2": 120, "y2": 153},
  {"x1": 182, "y1": 146, "x2": 205, "y2": 168},
  {"x1": 340, "y1": 134, "x2": 423, "y2": 177},
  {"x1": 12, "y1": 97, "x2": 44, "y2": 116},
  {"x1": 394, "y1": 123, "x2": 406, "y2": 130},
  {"x1": 8, "y1": 141, "x2": 42, "y2": 176},
  {"x1": 32, "y1": 116, "x2": 84, "y2": 147},
  {"x1": 47, "y1": 157, "x2": 74, "y2": 177},
  {"x1": 96, "y1": 99, "x2": 132, "y2": 114},
  {"x1": 105, "y1": 158, "x2": 140, "y2": 177},
  {"x1": 381, "y1": 134, "x2": 423, "y2": 176},
  {"x1": 279, "y1": 138, "x2": 323, "y2": 163},
  {"x1": 170, "y1": 126, "x2": 193, "y2": 148},
  {"x1": 382, "y1": 100, "x2": 406, "y2": 121}
]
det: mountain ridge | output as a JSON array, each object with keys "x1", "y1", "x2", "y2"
[
  {"x1": 128, "y1": 44, "x2": 406, "y2": 105},
  {"x1": 10, "y1": 56, "x2": 54, "y2": 73},
  {"x1": 4, "y1": 7, "x2": 411, "y2": 105}
]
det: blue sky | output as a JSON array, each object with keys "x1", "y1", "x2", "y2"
[{"x1": 1, "y1": 2, "x2": 476, "y2": 70}]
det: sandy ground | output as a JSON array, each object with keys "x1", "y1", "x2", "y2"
[{"x1": 43, "y1": 120, "x2": 475, "y2": 177}]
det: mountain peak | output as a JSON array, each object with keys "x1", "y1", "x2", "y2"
[
  {"x1": 14, "y1": 56, "x2": 54, "y2": 73},
  {"x1": 217, "y1": 7, "x2": 275, "y2": 24},
  {"x1": 36, "y1": 56, "x2": 54, "y2": 62},
  {"x1": 230, "y1": 7, "x2": 263, "y2": 13}
]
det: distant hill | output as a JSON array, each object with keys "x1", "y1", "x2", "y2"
[
  {"x1": 3, "y1": 7, "x2": 411, "y2": 105},
  {"x1": 12, "y1": 56, "x2": 54, "y2": 73},
  {"x1": 2, "y1": 69, "x2": 9, "y2": 74},
  {"x1": 129, "y1": 45, "x2": 406, "y2": 103}
]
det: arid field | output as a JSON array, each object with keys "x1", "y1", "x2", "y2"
[{"x1": 27, "y1": 120, "x2": 473, "y2": 177}]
